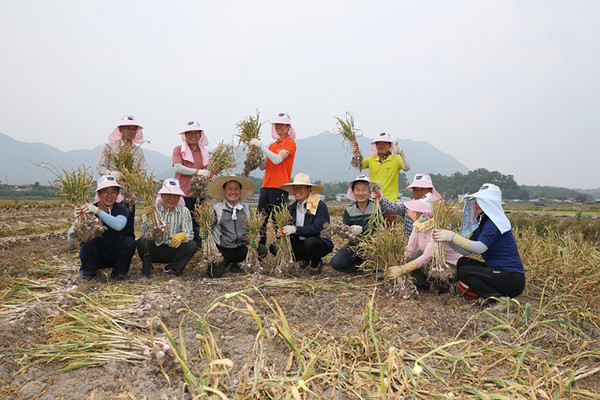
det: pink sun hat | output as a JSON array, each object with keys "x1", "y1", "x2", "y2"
[
  {"x1": 108, "y1": 115, "x2": 144, "y2": 143},
  {"x1": 406, "y1": 173, "x2": 442, "y2": 200},
  {"x1": 178, "y1": 121, "x2": 209, "y2": 164},
  {"x1": 346, "y1": 174, "x2": 371, "y2": 202},
  {"x1": 94, "y1": 175, "x2": 124, "y2": 203},
  {"x1": 155, "y1": 178, "x2": 185, "y2": 206},
  {"x1": 270, "y1": 112, "x2": 296, "y2": 140},
  {"x1": 404, "y1": 192, "x2": 435, "y2": 216},
  {"x1": 369, "y1": 132, "x2": 400, "y2": 157}
]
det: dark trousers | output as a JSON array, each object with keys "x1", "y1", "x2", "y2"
[
  {"x1": 257, "y1": 187, "x2": 289, "y2": 245},
  {"x1": 136, "y1": 237, "x2": 198, "y2": 275},
  {"x1": 457, "y1": 257, "x2": 525, "y2": 299},
  {"x1": 80, "y1": 236, "x2": 136, "y2": 277},
  {"x1": 330, "y1": 241, "x2": 364, "y2": 273},
  {"x1": 184, "y1": 197, "x2": 203, "y2": 248},
  {"x1": 290, "y1": 236, "x2": 331, "y2": 268},
  {"x1": 218, "y1": 244, "x2": 268, "y2": 265},
  {"x1": 122, "y1": 203, "x2": 135, "y2": 239}
]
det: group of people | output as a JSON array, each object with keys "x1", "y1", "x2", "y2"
[{"x1": 68, "y1": 112, "x2": 525, "y2": 304}]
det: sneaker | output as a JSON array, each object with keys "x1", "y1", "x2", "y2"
[
  {"x1": 208, "y1": 260, "x2": 226, "y2": 278},
  {"x1": 298, "y1": 260, "x2": 310, "y2": 270},
  {"x1": 165, "y1": 269, "x2": 181, "y2": 277},
  {"x1": 110, "y1": 273, "x2": 130, "y2": 281},
  {"x1": 309, "y1": 262, "x2": 323, "y2": 276},
  {"x1": 81, "y1": 274, "x2": 94, "y2": 281},
  {"x1": 229, "y1": 262, "x2": 244, "y2": 274},
  {"x1": 139, "y1": 271, "x2": 153, "y2": 279}
]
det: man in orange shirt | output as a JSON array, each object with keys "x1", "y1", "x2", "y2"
[{"x1": 249, "y1": 112, "x2": 297, "y2": 246}]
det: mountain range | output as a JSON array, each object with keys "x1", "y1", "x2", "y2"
[{"x1": 0, "y1": 131, "x2": 468, "y2": 184}]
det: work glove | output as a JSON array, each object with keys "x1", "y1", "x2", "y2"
[
  {"x1": 282, "y1": 225, "x2": 297, "y2": 236},
  {"x1": 109, "y1": 171, "x2": 122, "y2": 180},
  {"x1": 249, "y1": 139, "x2": 261, "y2": 148},
  {"x1": 372, "y1": 190, "x2": 383, "y2": 201},
  {"x1": 196, "y1": 169, "x2": 210, "y2": 177},
  {"x1": 351, "y1": 142, "x2": 359, "y2": 153},
  {"x1": 392, "y1": 142, "x2": 405, "y2": 156},
  {"x1": 201, "y1": 230, "x2": 209, "y2": 240},
  {"x1": 350, "y1": 225, "x2": 363, "y2": 236},
  {"x1": 433, "y1": 229, "x2": 471, "y2": 251},
  {"x1": 73, "y1": 205, "x2": 86, "y2": 219},
  {"x1": 385, "y1": 259, "x2": 420, "y2": 280},
  {"x1": 169, "y1": 232, "x2": 187, "y2": 248},
  {"x1": 83, "y1": 203, "x2": 100, "y2": 215}
]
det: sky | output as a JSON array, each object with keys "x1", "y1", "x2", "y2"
[{"x1": 1, "y1": 0, "x2": 599, "y2": 189}]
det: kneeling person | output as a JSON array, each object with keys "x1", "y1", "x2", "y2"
[
  {"x1": 137, "y1": 179, "x2": 197, "y2": 277},
  {"x1": 280, "y1": 173, "x2": 333, "y2": 275},
  {"x1": 207, "y1": 175, "x2": 267, "y2": 278},
  {"x1": 69, "y1": 175, "x2": 136, "y2": 281}
]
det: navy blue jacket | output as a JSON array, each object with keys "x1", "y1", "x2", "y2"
[{"x1": 287, "y1": 199, "x2": 334, "y2": 252}]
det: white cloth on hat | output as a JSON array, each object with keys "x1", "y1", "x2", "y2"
[{"x1": 460, "y1": 184, "x2": 511, "y2": 236}]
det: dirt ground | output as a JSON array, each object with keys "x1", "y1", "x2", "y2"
[{"x1": 0, "y1": 204, "x2": 598, "y2": 399}]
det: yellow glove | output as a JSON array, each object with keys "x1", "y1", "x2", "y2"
[
  {"x1": 385, "y1": 259, "x2": 420, "y2": 280},
  {"x1": 169, "y1": 232, "x2": 187, "y2": 248},
  {"x1": 451, "y1": 233, "x2": 472, "y2": 251}
]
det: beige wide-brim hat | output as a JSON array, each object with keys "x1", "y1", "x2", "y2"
[
  {"x1": 208, "y1": 175, "x2": 255, "y2": 201},
  {"x1": 279, "y1": 173, "x2": 324, "y2": 195}
]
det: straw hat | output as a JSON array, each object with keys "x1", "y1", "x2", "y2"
[
  {"x1": 209, "y1": 175, "x2": 255, "y2": 201},
  {"x1": 158, "y1": 178, "x2": 186, "y2": 197},
  {"x1": 279, "y1": 173, "x2": 324, "y2": 195}
]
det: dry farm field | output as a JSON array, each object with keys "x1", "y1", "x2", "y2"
[{"x1": 0, "y1": 201, "x2": 599, "y2": 399}]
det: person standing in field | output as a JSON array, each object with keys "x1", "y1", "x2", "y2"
[
  {"x1": 433, "y1": 183, "x2": 525, "y2": 305},
  {"x1": 352, "y1": 132, "x2": 411, "y2": 224},
  {"x1": 69, "y1": 175, "x2": 136, "y2": 281},
  {"x1": 378, "y1": 173, "x2": 442, "y2": 238},
  {"x1": 97, "y1": 115, "x2": 147, "y2": 239},
  {"x1": 249, "y1": 112, "x2": 297, "y2": 247},
  {"x1": 172, "y1": 121, "x2": 211, "y2": 247}
]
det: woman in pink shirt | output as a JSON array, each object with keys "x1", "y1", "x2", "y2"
[{"x1": 172, "y1": 121, "x2": 211, "y2": 246}]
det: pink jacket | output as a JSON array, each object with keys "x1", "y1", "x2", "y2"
[{"x1": 405, "y1": 227, "x2": 462, "y2": 267}]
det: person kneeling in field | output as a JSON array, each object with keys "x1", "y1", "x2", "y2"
[
  {"x1": 69, "y1": 175, "x2": 136, "y2": 281},
  {"x1": 385, "y1": 193, "x2": 462, "y2": 296},
  {"x1": 378, "y1": 173, "x2": 442, "y2": 238},
  {"x1": 137, "y1": 179, "x2": 197, "y2": 277},
  {"x1": 279, "y1": 173, "x2": 334, "y2": 276},
  {"x1": 433, "y1": 184, "x2": 525, "y2": 302},
  {"x1": 330, "y1": 175, "x2": 383, "y2": 273},
  {"x1": 207, "y1": 175, "x2": 267, "y2": 278}
]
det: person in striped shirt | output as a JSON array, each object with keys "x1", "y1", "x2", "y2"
[{"x1": 137, "y1": 178, "x2": 197, "y2": 277}]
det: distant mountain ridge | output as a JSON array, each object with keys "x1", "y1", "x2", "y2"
[{"x1": 0, "y1": 130, "x2": 468, "y2": 184}]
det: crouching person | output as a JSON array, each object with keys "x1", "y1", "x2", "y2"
[
  {"x1": 279, "y1": 173, "x2": 333, "y2": 275},
  {"x1": 69, "y1": 175, "x2": 136, "y2": 281},
  {"x1": 206, "y1": 175, "x2": 267, "y2": 278},
  {"x1": 137, "y1": 178, "x2": 197, "y2": 277},
  {"x1": 330, "y1": 175, "x2": 383, "y2": 274}
]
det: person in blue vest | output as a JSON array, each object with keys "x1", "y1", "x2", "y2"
[
  {"x1": 279, "y1": 173, "x2": 333, "y2": 275},
  {"x1": 433, "y1": 183, "x2": 525, "y2": 302},
  {"x1": 68, "y1": 175, "x2": 136, "y2": 281}
]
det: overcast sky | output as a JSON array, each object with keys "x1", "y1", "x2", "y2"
[{"x1": 1, "y1": 1, "x2": 598, "y2": 189}]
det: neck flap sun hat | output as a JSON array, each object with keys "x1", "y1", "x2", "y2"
[
  {"x1": 270, "y1": 112, "x2": 296, "y2": 140},
  {"x1": 369, "y1": 132, "x2": 398, "y2": 157},
  {"x1": 108, "y1": 115, "x2": 144, "y2": 143},
  {"x1": 179, "y1": 120, "x2": 209, "y2": 164},
  {"x1": 208, "y1": 175, "x2": 255, "y2": 202},
  {"x1": 460, "y1": 183, "x2": 511, "y2": 237},
  {"x1": 406, "y1": 173, "x2": 442, "y2": 200},
  {"x1": 94, "y1": 175, "x2": 124, "y2": 203},
  {"x1": 346, "y1": 174, "x2": 371, "y2": 201},
  {"x1": 156, "y1": 178, "x2": 185, "y2": 206},
  {"x1": 279, "y1": 173, "x2": 324, "y2": 194},
  {"x1": 404, "y1": 192, "x2": 435, "y2": 219}
]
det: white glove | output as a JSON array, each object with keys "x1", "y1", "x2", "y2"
[
  {"x1": 73, "y1": 205, "x2": 85, "y2": 219},
  {"x1": 249, "y1": 139, "x2": 261, "y2": 148},
  {"x1": 196, "y1": 169, "x2": 210, "y2": 177},
  {"x1": 282, "y1": 225, "x2": 297, "y2": 236},
  {"x1": 350, "y1": 225, "x2": 363, "y2": 235},
  {"x1": 433, "y1": 229, "x2": 455, "y2": 242},
  {"x1": 392, "y1": 143, "x2": 404, "y2": 156},
  {"x1": 83, "y1": 203, "x2": 100, "y2": 215},
  {"x1": 109, "y1": 171, "x2": 122, "y2": 180}
]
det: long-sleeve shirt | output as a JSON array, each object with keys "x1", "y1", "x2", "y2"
[
  {"x1": 405, "y1": 225, "x2": 463, "y2": 267},
  {"x1": 67, "y1": 203, "x2": 128, "y2": 244},
  {"x1": 141, "y1": 203, "x2": 194, "y2": 246},
  {"x1": 380, "y1": 197, "x2": 413, "y2": 237}
]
